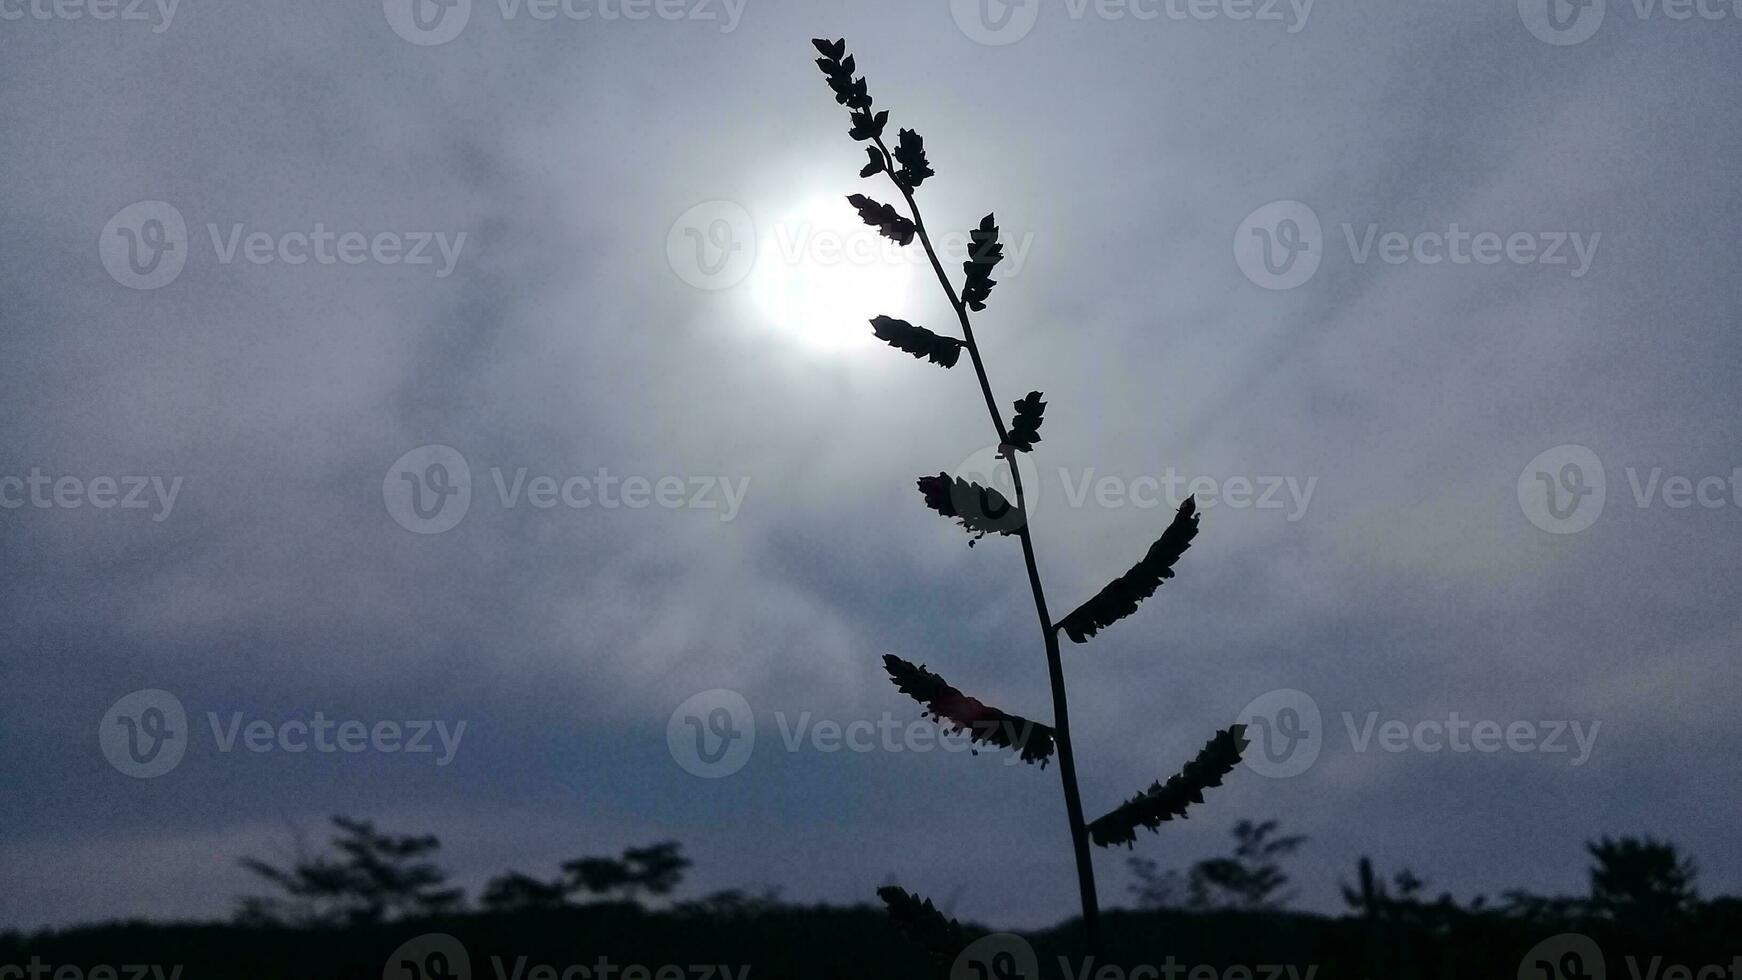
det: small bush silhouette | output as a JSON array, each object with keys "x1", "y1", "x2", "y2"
[{"x1": 809, "y1": 38, "x2": 1250, "y2": 957}]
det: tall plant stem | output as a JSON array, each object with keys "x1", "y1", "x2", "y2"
[{"x1": 872, "y1": 137, "x2": 1102, "y2": 955}]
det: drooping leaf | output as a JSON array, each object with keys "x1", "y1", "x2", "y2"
[
  {"x1": 916, "y1": 472, "x2": 1023, "y2": 541},
  {"x1": 860, "y1": 146, "x2": 887, "y2": 179},
  {"x1": 1004, "y1": 391, "x2": 1045, "y2": 452},
  {"x1": 876, "y1": 886, "x2": 966, "y2": 967},
  {"x1": 1086, "y1": 725, "x2": 1249, "y2": 848},
  {"x1": 892, "y1": 128, "x2": 934, "y2": 190},
  {"x1": 811, "y1": 38, "x2": 846, "y2": 62},
  {"x1": 961, "y1": 213, "x2": 1005, "y2": 312},
  {"x1": 1057, "y1": 496, "x2": 1199, "y2": 643},
  {"x1": 846, "y1": 193, "x2": 916, "y2": 246},
  {"x1": 870, "y1": 315, "x2": 962, "y2": 368},
  {"x1": 849, "y1": 109, "x2": 890, "y2": 142},
  {"x1": 882, "y1": 655, "x2": 1056, "y2": 766}
]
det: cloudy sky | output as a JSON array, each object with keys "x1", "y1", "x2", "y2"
[{"x1": 3, "y1": 0, "x2": 1739, "y2": 932}]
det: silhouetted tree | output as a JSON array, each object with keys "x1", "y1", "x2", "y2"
[
  {"x1": 560, "y1": 841, "x2": 691, "y2": 904},
  {"x1": 479, "y1": 871, "x2": 569, "y2": 913},
  {"x1": 1587, "y1": 834, "x2": 1698, "y2": 925},
  {"x1": 1187, "y1": 819, "x2": 1308, "y2": 910},
  {"x1": 237, "y1": 816, "x2": 461, "y2": 925},
  {"x1": 1130, "y1": 820, "x2": 1306, "y2": 911},
  {"x1": 1128, "y1": 858, "x2": 1188, "y2": 910},
  {"x1": 622, "y1": 842, "x2": 691, "y2": 900}
]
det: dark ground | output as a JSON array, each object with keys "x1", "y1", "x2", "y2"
[{"x1": 7, "y1": 900, "x2": 1740, "y2": 980}]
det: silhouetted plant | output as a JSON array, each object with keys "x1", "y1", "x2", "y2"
[
  {"x1": 1130, "y1": 819, "x2": 1305, "y2": 911},
  {"x1": 875, "y1": 886, "x2": 966, "y2": 972},
  {"x1": 1186, "y1": 819, "x2": 1307, "y2": 910},
  {"x1": 479, "y1": 871, "x2": 570, "y2": 913},
  {"x1": 810, "y1": 38, "x2": 1249, "y2": 957},
  {"x1": 480, "y1": 840, "x2": 692, "y2": 910},
  {"x1": 1586, "y1": 834, "x2": 1698, "y2": 926},
  {"x1": 237, "y1": 816, "x2": 462, "y2": 925}
]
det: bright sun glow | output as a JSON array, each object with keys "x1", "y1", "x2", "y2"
[{"x1": 749, "y1": 195, "x2": 917, "y2": 353}]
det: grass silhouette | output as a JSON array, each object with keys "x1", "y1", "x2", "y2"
[{"x1": 809, "y1": 37, "x2": 1248, "y2": 959}]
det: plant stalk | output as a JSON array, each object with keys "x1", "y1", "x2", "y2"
[{"x1": 872, "y1": 137, "x2": 1103, "y2": 955}]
